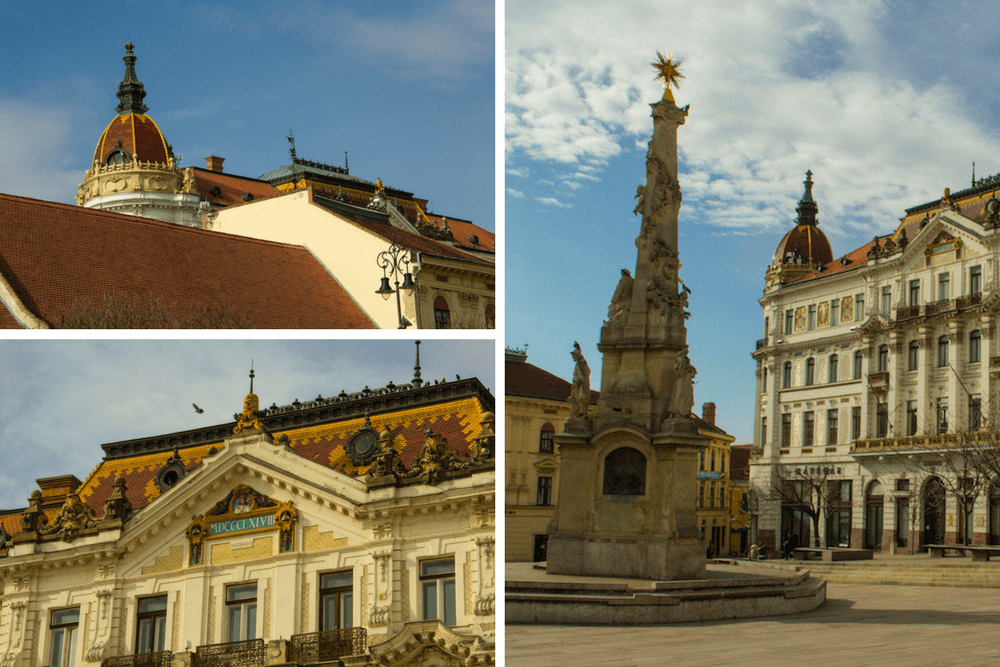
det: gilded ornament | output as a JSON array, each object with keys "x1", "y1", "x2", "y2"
[{"x1": 651, "y1": 51, "x2": 684, "y2": 101}]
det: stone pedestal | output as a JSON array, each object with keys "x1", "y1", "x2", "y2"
[{"x1": 547, "y1": 425, "x2": 707, "y2": 580}]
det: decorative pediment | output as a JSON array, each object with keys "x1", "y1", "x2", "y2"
[
  {"x1": 369, "y1": 621, "x2": 492, "y2": 667},
  {"x1": 857, "y1": 315, "x2": 890, "y2": 337},
  {"x1": 186, "y1": 484, "x2": 297, "y2": 566}
]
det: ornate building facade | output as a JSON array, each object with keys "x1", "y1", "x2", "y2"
[
  {"x1": 752, "y1": 170, "x2": 1000, "y2": 552},
  {"x1": 0, "y1": 350, "x2": 495, "y2": 666}
]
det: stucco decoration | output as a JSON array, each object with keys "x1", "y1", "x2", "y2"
[{"x1": 37, "y1": 492, "x2": 97, "y2": 541}]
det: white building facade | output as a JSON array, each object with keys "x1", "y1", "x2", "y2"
[{"x1": 752, "y1": 172, "x2": 1000, "y2": 553}]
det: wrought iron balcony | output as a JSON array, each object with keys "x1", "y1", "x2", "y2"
[
  {"x1": 102, "y1": 652, "x2": 173, "y2": 667},
  {"x1": 290, "y1": 627, "x2": 367, "y2": 664},
  {"x1": 194, "y1": 638, "x2": 265, "y2": 667},
  {"x1": 895, "y1": 304, "x2": 921, "y2": 321},
  {"x1": 925, "y1": 299, "x2": 954, "y2": 317},
  {"x1": 956, "y1": 292, "x2": 982, "y2": 310}
]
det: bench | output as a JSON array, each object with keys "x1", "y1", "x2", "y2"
[
  {"x1": 792, "y1": 547, "x2": 874, "y2": 562},
  {"x1": 926, "y1": 544, "x2": 1000, "y2": 561}
]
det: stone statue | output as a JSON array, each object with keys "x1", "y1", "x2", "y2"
[
  {"x1": 569, "y1": 342, "x2": 591, "y2": 419},
  {"x1": 39, "y1": 492, "x2": 97, "y2": 541},
  {"x1": 633, "y1": 184, "x2": 645, "y2": 216},
  {"x1": 607, "y1": 269, "x2": 633, "y2": 322},
  {"x1": 669, "y1": 348, "x2": 697, "y2": 418}
]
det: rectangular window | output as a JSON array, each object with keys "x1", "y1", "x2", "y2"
[
  {"x1": 876, "y1": 403, "x2": 888, "y2": 438},
  {"x1": 136, "y1": 596, "x2": 167, "y2": 655},
  {"x1": 970, "y1": 330, "x2": 982, "y2": 363},
  {"x1": 803, "y1": 411, "x2": 815, "y2": 447},
  {"x1": 710, "y1": 451, "x2": 716, "y2": 471},
  {"x1": 896, "y1": 479, "x2": 910, "y2": 492},
  {"x1": 536, "y1": 476, "x2": 553, "y2": 506},
  {"x1": 699, "y1": 485, "x2": 704, "y2": 508},
  {"x1": 807, "y1": 305, "x2": 816, "y2": 330},
  {"x1": 939, "y1": 272, "x2": 950, "y2": 301},
  {"x1": 805, "y1": 358, "x2": 815, "y2": 385},
  {"x1": 421, "y1": 558, "x2": 456, "y2": 627},
  {"x1": 538, "y1": 428, "x2": 554, "y2": 454},
  {"x1": 781, "y1": 413, "x2": 792, "y2": 448},
  {"x1": 226, "y1": 583, "x2": 257, "y2": 642},
  {"x1": 971, "y1": 266, "x2": 982, "y2": 294},
  {"x1": 828, "y1": 355, "x2": 838, "y2": 382},
  {"x1": 855, "y1": 293, "x2": 865, "y2": 320},
  {"x1": 853, "y1": 351, "x2": 863, "y2": 380},
  {"x1": 320, "y1": 571, "x2": 353, "y2": 631},
  {"x1": 761, "y1": 416, "x2": 767, "y2": 445},
  {"x1": 827, "y1": 409, "x2": 838, "y2": 445},
  {"x1": 970, "y1": 395, "x2": 982, "y2": 430},
  {"x1": 909, "y1": 279, "x2": 920, "y2": 306},
  {"x1": 907, "y1": 400, "x2": 918, "y2": 436},
  {"x1": 830, "y1": 299, "x2": 839, "y2": 325},
  {"x1": 881, "y1": 286, "x2": 892, "y2": 316},
  {"x1": 938, "y1": 335, "x2": 949, "y2": 367},
  {"x1": 782, "y1": 362, "x2": 792, "y2": 388},
  {"x1": 785, "y1": 309, "x2": 794, "y2": 335},
  {"x1": 937, "y1": 398, "x2": 949, "y2": 434},
  {"x1": 852, "y1": 406, "x2": 862, "y2": 441},
  {"x1": 908, "y1": 341, "x2": 919, "y2": 371},
  {"x1": 49, "y1": 608, "x2": 79, "y2": 667}
]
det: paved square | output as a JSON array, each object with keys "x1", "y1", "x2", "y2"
[{"x1": 506, "y1": 581, "x2": 1000, "y2": 666}]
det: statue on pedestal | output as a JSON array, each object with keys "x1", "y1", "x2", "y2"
[
  {"x1": 669, "y1": 347, "x2": 697, "y2": 418},
  {"x1": 565, "y1": 342, "x2": 592, "y2": 433}
]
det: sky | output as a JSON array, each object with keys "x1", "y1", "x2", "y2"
[
  {"x1": 0, "y1": 0, "x2": 494, "y2": 230},
  {"x1": 0, "y1": 339, "x2": 494, "y2": 510},
  {"x1": 505, "y1": 0, "x2": 1000, "y2": 444}
]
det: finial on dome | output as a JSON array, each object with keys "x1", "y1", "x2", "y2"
[
  {"x1": 115, "y1": 41, "x2": 148, "y2": 115},
  {"x1": 795, "y1": 170, "x2": 819, "y2": 226},
  {"x1": 249, "y1": 362, "x2": 255, "y2": 394},
  {"x1": 412, "y1": 340, "x2": 423, "y2": 388}
]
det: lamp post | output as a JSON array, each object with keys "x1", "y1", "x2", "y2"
[{"x1": 375, "y1": 236, "x2": 416, "y2": 328}]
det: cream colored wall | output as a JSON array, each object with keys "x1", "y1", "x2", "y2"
[
  {"x1": 211, "y1": 192, "x2": 495, "y2": 329},
  {"x1": 505, "y1": 394, "x2": 570, "y2": 562},
  {"x1": 210, "y1": 192, "x2": 396, "y2": 328}
]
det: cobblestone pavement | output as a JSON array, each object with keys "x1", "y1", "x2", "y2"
[{"x1": 506, "y1": 581, "x2": 1000, "y2": 667}]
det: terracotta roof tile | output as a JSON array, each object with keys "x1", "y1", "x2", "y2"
[
  {"x1": 191, "y1": 168, "x2": 278, "y2": 208},
  {"x1": 506, "y1": 359, "x2": 599, "y2": 404},
  {"x1": 434, "y1": 217, "x2": 495, "y2": 254},
  {"x1": 0, "y1": 192, "x2": 376, "y2": 328}
]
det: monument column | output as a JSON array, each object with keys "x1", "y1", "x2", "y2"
[{"x1": 548, "y1": 53, "x2": 709, "y2": 581}]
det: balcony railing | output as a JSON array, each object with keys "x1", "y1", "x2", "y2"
[
  {"x1": 957, "y1": 292, "x2": 982, "y2": 310},
  {"x1": 289, "y1": 627, "x2": 367, "y2": 664},
  {"x1": 194, "y1": 639, "x2": 265, "y2": 667},
  {"x1": 895, "y1": 304, "x2": 921, "y2": 321},
  {"x1": 102, "y1": 653, "x2": 173, "y2": 667},
  {"x1": 925, "y1": 299, "x2": 954, "y2": 317}
]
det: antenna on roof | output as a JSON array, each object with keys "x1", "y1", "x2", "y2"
[
  {"x1": 286, "y1": 130, "x2": 296, "y2": 161},
  {"x1": 412, "y1": 340, "x2": 423, "y2": 388}
]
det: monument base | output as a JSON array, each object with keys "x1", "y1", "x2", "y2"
[{"x1": 546, "y1": 534, "x2": 704, "y2": 580}]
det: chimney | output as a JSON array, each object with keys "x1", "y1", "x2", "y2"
[
  {"x1": 702, "y1": 402, "x2": 716, "y2": 426},
  {"x1": 205, "y1": 156, "x2": 225, "y2": 173}
]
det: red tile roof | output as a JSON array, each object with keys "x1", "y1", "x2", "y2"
[
  {"x1": 314, "y1": 197, "x2": 493, "y2": 267},
  {"x1": 506, "y1": 358, "x2": 599, "y2": 404},
  {"x1": 191, "y1": 167, "x2": 278, "y2": 208},
  {"x1": 436, "y1": 216, "x2": 495, "y2": 254},
  {"x1": 93, "y1": 113, "x2": 170, "y2": 165},
  {"x1": 0, "y1": 192, "x2": 376, "y2": 328}
]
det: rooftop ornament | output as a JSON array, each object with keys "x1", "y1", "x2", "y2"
[{"x1": 652, "y1": 51, "x2": 684, "y2": 102}]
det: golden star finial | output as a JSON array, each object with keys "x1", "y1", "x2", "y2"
[{"x1": 652, "y1": 51, "x2": 684, "y2": 101}]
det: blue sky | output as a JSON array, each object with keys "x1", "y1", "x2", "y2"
[
  {"x1": 505, "y1": 0, "x2": 1000, "y2": 443},
  {"x1": 0, "y1": 339, "x2": 494, "y2": 509},
  {"x1": 0, "y1": 0, "x2": 494, "y2": 229}
]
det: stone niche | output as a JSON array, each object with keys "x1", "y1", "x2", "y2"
[{"x1": 546, "y1": 425, "x2": 706, "y2": 581}]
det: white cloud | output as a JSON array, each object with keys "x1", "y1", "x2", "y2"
[
  {"x1": 506, "y1": 188, "x2": 525, "y2": 198},
  {"x1": 536, "y1": 196, "x2": 573, "y2": 208},
  {"x1": 505, "y1": 0, "x2": 1000, "y2": 238}
]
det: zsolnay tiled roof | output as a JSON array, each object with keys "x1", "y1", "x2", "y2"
[
  {"x1": 314, "y1": 196, "x2": 494, "y2": 267},
  {"x1": 0, "y1": 192, "x2": 375, "y2": 328},
  {"x1": 76, "y1": 395, "x2": 489, "y2": 518}
]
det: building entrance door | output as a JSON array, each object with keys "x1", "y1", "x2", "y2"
[
  {"x1": 923, "y1": 477, "x2": 946, "y2": 548},
  {"x1": 865, "y1": 481, "x2": 884, "y2": 551},
  {"x1": 533, "y1": 534, "x2": 548, "y2": 562}
]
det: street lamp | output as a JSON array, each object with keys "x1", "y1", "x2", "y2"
[{"x1": 375, "y1": 236, "x2": 416, "y2": 328}]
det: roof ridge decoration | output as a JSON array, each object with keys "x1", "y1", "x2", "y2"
[
  {"x1": 115, "y1": 41, "x2": 149, "y2": 115},
  {"x1": 234, "y1": 366, "x2": 268, "y2": 435}
]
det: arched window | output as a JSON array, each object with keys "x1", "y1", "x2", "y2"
[
  {"x1": 602, "y1": 447, "x2": 646, "y2": 496},
  {"x1": 877, "y1": 345, "x2": 889, "y2": 372},
  {"x1": 805, "y1": 358, "x2": 815, "y2": 386},
  {"x1": 828, "y1": 354, "x2": 838, "y2": 383},
  {"x1": 539, "y1": 423, "x2": 555, "y2": 454},
  {"x1": 105, "y1": 149, "x2": 129, "y2": 166},
  {"x1": 433, "y1": 296, "x2": 451, "y2": 329},
  {"x1": 938, "y1": 335, "x2": 949, "y2": 367},
  {"x1": 970, "y1": 330, "x2": 981, "y2": 363},
  {"x1": 782, "y1": 361, "x2": 792, "y2": 388},
  {"x1": 908, "y1": 340, "x2": 919, "y2": 371}
]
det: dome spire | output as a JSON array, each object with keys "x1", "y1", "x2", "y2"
[
  {"x1": 115, "y1": 41, "x2": 148, "y2": 115},
  {"x1": 795, "y1": 170, "x2": 818, "y2": 226}
]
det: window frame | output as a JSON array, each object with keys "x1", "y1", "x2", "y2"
[
  {"x1": 828, "y1": 354, "x2": 838, "y2": 383},
  {"x1": 908, "y1": 340, "x2": 919, "y2": 371},
  {"x1": 538, "y1": 424, "x2": 555, "y2": 454},
  {"x1": 319, "y1": 571, "x2": 354, "y2": 631},
  {"x1": 971, "y1": 265, "x2": 982, "y2": 294},
  {"x1": 225, "y1": 583, "x2": 258, "y2": 643},
  {"x1": 827, "y1": 408, "x2": 838, "y2": 445},
  {"x1": 135, "y1": 595, "x2": 168, "y2": 655},
  {"x1": 49, "y1": 607, "x2": 80, "y2": 667},
  {"x1": 853, "y1": 350, "x2": 863, "y2": 379},
  {"x1": 970, "y1": 330, "x2": 981, "y2": 363},
  {"x1": 536, "y1": 475, "x2": 553, "y2": 506},
  {"x1": 420, "y1": 557, "x2": 456, "y2": 627},
  {"x1": 938, "y1": 335, "x2": 949, "y2": 367},
  {"x1": 938, "y1": 272, "x2": 950, "y2": 301}
]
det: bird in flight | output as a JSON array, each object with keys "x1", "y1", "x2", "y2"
[{"x1": 193, "y1": 404, "x2": 204, "y2": 414}]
